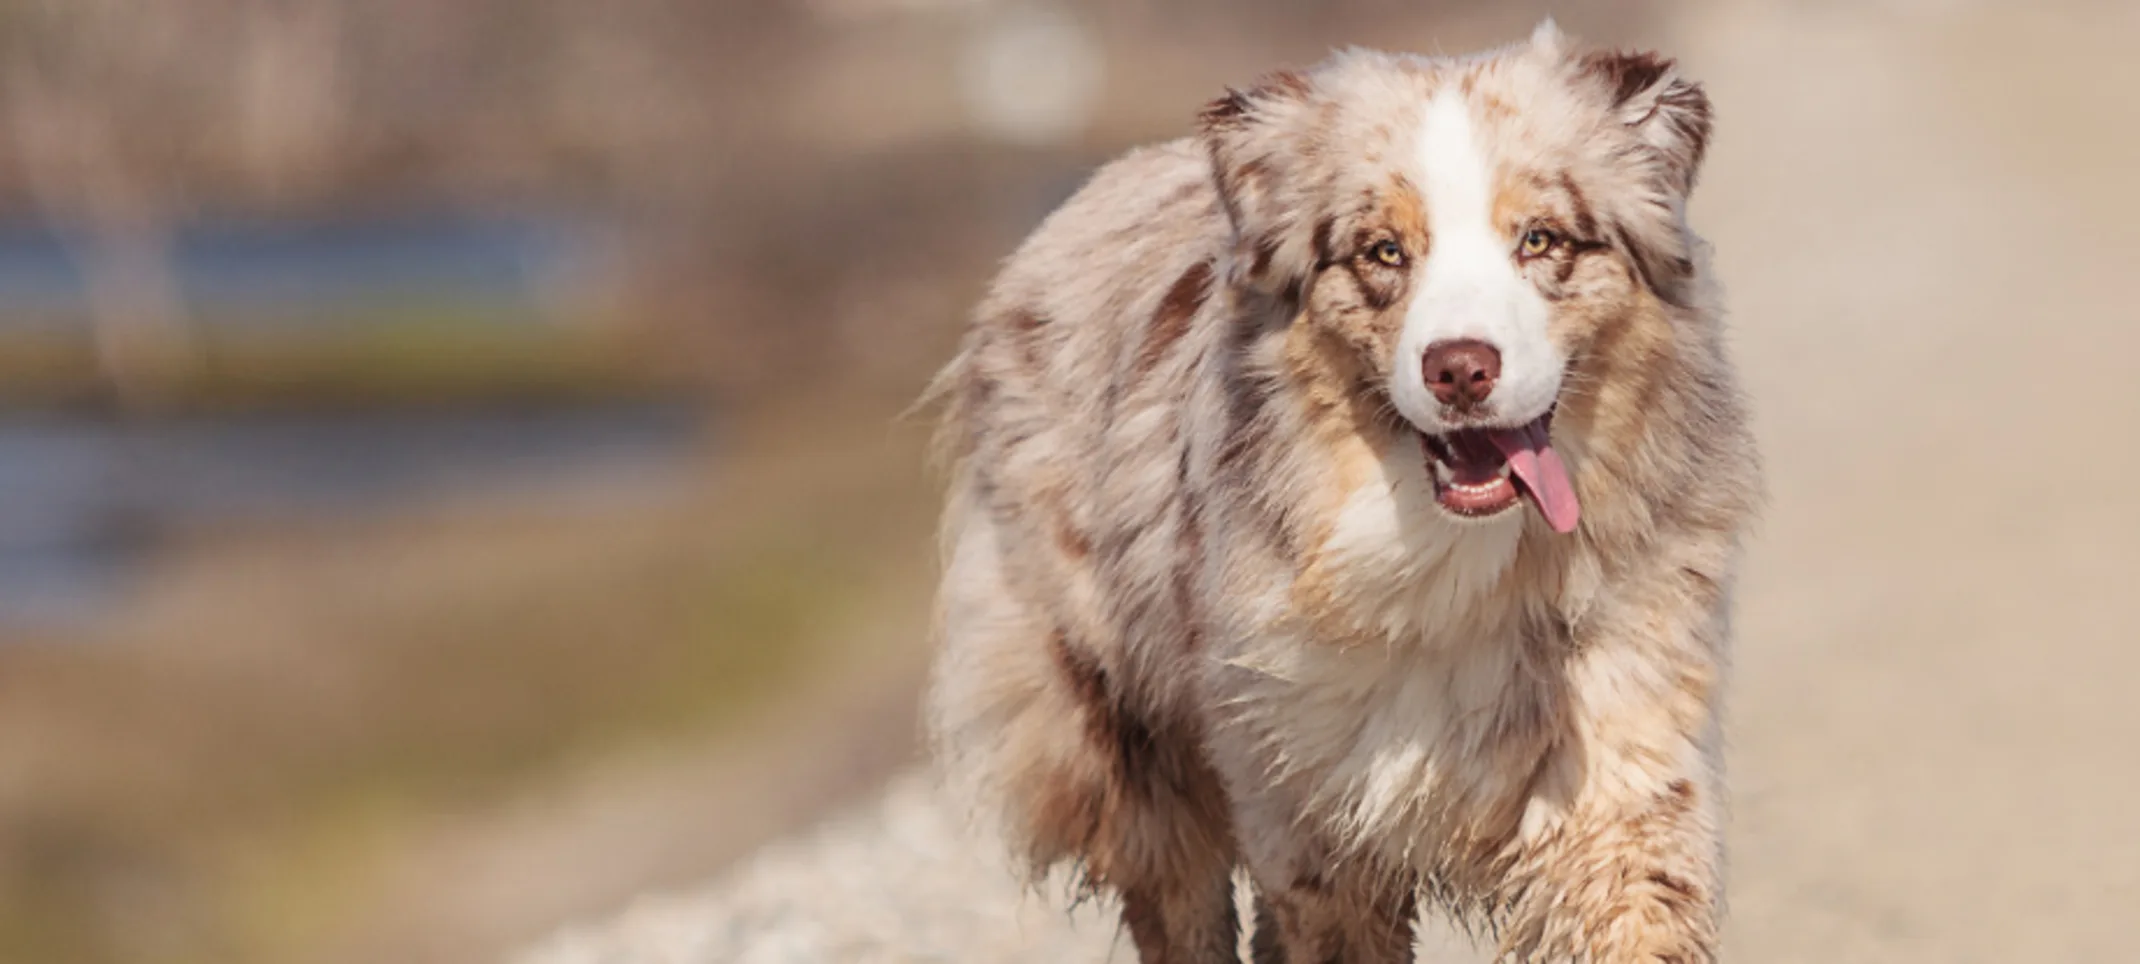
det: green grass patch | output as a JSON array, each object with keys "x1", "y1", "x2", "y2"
[{"x1": 0, "y1": 316, "x2": 688, "y2": 415}]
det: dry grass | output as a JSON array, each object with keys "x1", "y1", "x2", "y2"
[
  {"x1": 0, "y1": 395, "x2": 939, "y2": 964},
  {"x1": 0, "y1": 321, "x2": 683, "y2": 414}
]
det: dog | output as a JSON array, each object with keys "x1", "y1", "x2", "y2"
[{"x1": 925, "y1": 21, "x2": 1760, "y2": 963}]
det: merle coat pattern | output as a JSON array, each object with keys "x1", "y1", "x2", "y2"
[{"x1": 926, "y1": 22, "x2": 1761, "y2": 964}]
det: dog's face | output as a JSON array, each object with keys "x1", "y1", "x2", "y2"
[{"x1": 1202, "y1": 24, "x2": 1710, "y2": 533}]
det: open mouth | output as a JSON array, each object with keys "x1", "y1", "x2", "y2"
[{"x1": 1418, "y1": 412, "x2": 1581, "y2": 534}]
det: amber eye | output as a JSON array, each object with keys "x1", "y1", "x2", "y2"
[
  {"x1": 1518, "y1": 228, "x2": 1558, "y2": 259},
  {"x1": 1368, "y1": 239, "x2": 1406, "y2": 267}
]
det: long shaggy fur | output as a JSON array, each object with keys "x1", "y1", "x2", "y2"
[{"x1": 927, "y1": 23, "x2": 1760, "y2": 963}]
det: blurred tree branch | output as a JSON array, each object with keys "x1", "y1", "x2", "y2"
[{"x1": 2, "y1": 1, "x2": 218, "y2": 411}]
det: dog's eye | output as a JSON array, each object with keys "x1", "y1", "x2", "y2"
[
  {"x1": 1368, "y1": 240, "x2": 1406, "y2": 267},
  {"x1": 1518, "y1": 228, "x2": 1558, "y2": 259}
]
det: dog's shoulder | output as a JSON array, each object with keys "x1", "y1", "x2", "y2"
[{"x1": 981, "y1": 138, "x2": 1227, "y2": 326}]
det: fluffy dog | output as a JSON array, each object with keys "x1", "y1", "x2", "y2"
[{"x1": 925, "y1": 21, "x2": 1760, "y2": 963}]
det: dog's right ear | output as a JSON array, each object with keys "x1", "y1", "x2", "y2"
[
  {"x1": 1577, "y1": 49, "x2": 1712, "y2": 198},
  {"x1": 1199, "y1": 69, "x2": 1322, "y2": 299}
]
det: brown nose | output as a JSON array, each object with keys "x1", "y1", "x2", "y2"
[{"x1": 1422, "y1": 339, "x2": 1501, "y2": 410}]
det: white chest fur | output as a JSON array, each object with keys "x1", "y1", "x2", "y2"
[{"x1": 1209, "y1": 446, "x2": 1564, "y2": 860}]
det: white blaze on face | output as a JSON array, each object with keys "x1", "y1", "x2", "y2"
[{"x1": 1389, "y1": 88, "x2": 1565, "y2": 434}]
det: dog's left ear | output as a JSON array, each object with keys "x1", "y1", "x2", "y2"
[
  {"x1": 1199, "y1": 69, "x2": 1323, "y2": 298},
  {"x1": 1578, "y1": 49, "x2": 1713, "y2": 197}
]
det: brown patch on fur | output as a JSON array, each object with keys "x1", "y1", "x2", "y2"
[
  {"x1": 1038, "y1": 632, "x2": 1239, "y2": 950},
  {"x1": 1119, "y1": 895, "x2": 1172, "y2": 962},
  {"x1": 1055, "y1": 511, "x2": 1093, "y2": 560},
  {"x1": 1014, "y1": 633, "x2": 1114, "y2": 874},
  {"x1": 1200, "y1": 69, "x2": 1311, "y2": 133},
  {"x1": 1559, "y1": 172, "x2": 1600, "y2": 238},
  {"x1": 1002, "y1": 306, "x2": 1050, "y2": 373},
  {"x1": 1256, "y1": 869, "x2": 1419, "y2": 964},
  {"x1": 1386, "y1": 175, "x2": 1428, "y2": 249},
  {"x1": 1266, "y1": 68, "x2": 1312, "y2": 98},
  {"x1": 1348, "y1": 262, "x2": 1399, "y2": 313},
  {"x1": 1492, "y1": 167, "x2": 1545, "y2": 236},
  {"x1": 1280, "y1": 320, "x2": 1377, "y2": 438},
  {"x1": 1138, "y1": 261, "x2": 1213, "y2": 376},
  {"x1": 1172, "y1": 480, "x2": 1206, "y2": 652},
  {"x1": 1123, "y1": 879, "x2": 1240, "y2": 964},
  {"x1": 1216, "y1": 364, "x2": 1270, "y2": 473},
  {"x1": 1604, "y1": 220, "x2": 1696, "y2": 310},
  {"x1": 1032, "y1": 479, "x2": 1093, "y2": 561},
  {"x1": 1049, "y1": 630, "x2": 1212, "y2": 811},
  {"x1": 1250, "y1": 898, "x2": 1285, "y2": 964},
  {"x1": 1476, "y1": 92, "x2": 1517, "y2": 125},
  {"x1": 1051, "y1": 631, "x2": 1107, "y2": 714},
  {"x1": 1199, "y1": 89, "x2": 1254, "y2": 131},
  {"x1": 1260, "y1": 898, "x2": 1344, "y2": 964},
  {"x1": 1648, "y1": 871, "x2": 1699, "y2": 901},
  {"x1": 1278, "y1": 325, "x2": 1403, "y2": 635},
  {"x1": 1006, "y1": 306, "x2": 1045, "y2": 332},
  {"x1": 1250, "y1": 234, "x2": 1282, "y2": 281},
  {"x1": 1644, "y1": 866, "x2": 1708, "y2": 941},
  {"x1": 1550, "y1": 258, "x2": 1578, "y2": 288},
  {"x1": 1611, "y1": 224, "x2": 1671, "y2": 307},
  {"x1": 1025, "y1": 765, "x2": 1104, "y2": 873},
  {"x1": 1311, "y1": 215, "x2": 1338, "y2": 264},
  {"x1": 1582, "y1": 50, "x2": 1676, "y2": 109}
]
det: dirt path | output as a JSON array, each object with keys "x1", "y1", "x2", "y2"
[
  {"x1": 518, "y1": 3, "x2": 2140, "y2": 961},
  {"x1": 1684, "y1": 3, "x2": 2140, "y2": 959}
]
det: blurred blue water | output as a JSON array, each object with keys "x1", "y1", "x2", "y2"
[
  {"x1": 0, "y1": 211, "x2": 603, "y2": 325},
  {"x1": 0, "y1": 211, "x2": 676, "y2": 631},
  {"x1": 0, "y1": 406, "x2": 708, "y2": 632}
]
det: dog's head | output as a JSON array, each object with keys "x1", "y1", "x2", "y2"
[{"x1": 1201, "y1": 23, "x2": 1710, "y2": 533}]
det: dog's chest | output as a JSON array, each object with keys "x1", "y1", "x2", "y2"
[
  {"x1": 1215, "y1": 466, "x2": 1570, "y2": 853},
  {"x1": 1217, "y1": 614, "x2": 1562, "y2": 864}
]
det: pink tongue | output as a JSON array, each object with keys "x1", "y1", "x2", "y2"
[{"x1": 1487, "y1": 420, "x2": 1580, "y2": 534}]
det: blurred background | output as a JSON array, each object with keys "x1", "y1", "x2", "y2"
[{"x1": 0, "y1": 1, "x2": 2134, "y2": 962}]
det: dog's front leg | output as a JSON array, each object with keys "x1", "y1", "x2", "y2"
[
  {"x1": 1495, "y1": 568, "x2": 1733, "y2": 963},
  {"x1": 1246, "y1": 862, "x2": 1417, "y2": 964},
  {"x1": 1211, "y1": 742, "x2": 1417, "y2": 964},
  {"x1": 1494, "y1": 766, "x2": 1723, "y2": 963}
]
